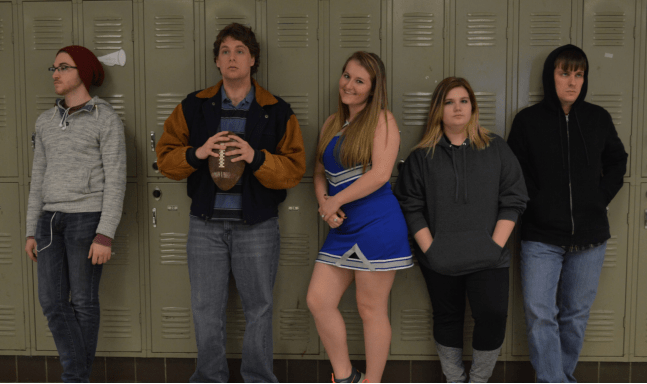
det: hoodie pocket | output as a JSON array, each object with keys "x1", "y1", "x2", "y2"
[
  {"x1": 425, "y1": 230, "x2": 505, "y2": 275},
  {"x1": 43, "y1": 165, "x2": 93, "y2": 200}
]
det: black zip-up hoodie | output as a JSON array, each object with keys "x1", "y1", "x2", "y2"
[
  {"x1": 395, "y1": 134, "x2": 528, "y2": 276},
  {"x1": 507, "y1": 44, "x2": 628, "y2": 246}
]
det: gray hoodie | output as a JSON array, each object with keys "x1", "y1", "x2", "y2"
[{"x1": 26, "y1": 96, "x2": 127, "y2": 239}]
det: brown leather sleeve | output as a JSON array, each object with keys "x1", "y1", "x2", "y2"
[
  {"x1": 254, "y1": 114, "x2": 306, "y2": 189},
  {"x1": 156, "y1": 104, "x2": 197, "y2": 181}
]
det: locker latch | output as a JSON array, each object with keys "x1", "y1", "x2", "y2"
[
  {"x1": 31, "y1": 132, "x2": 36, "y2": 150},
  {"x1": 644, "y1": 209, "x2": 647, "y2": 229},
  {"x1": 152, "y1": 208, "x2": 157, "y2": 228},
  {"x1": 150, "y1": 131, "x2": 156, "y2": 152}
]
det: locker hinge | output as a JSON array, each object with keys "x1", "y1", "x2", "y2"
[
  {"x1": 317, "y1": 27, "x2": 320, "y2": 41},
  {"x1": 506, "y1": 27, "x2": 510, "y2": 40},
  {"x1": 379, "y1": 27, "x2": 383, "y2": 41},
  {"x1": 132, "y1": 28, "x2": 135, "y2": 43}
]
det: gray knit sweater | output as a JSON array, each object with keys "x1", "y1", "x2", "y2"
[{"x1": 26, "y1": 96, "x2": 127, "y2": 238}]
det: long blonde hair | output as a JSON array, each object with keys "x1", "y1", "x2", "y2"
[
  {"x1": 414, "y1": 77, "x2": 492, "y2": 154},
  {"x1": 316, "y1": 51, "x2": 388, "y2": 170}
]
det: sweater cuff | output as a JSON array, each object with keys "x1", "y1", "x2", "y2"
[
  {"x1": 497, "y1": 209, "x2": 520, "y2": 223},
  {"x1": 249, "y1": 149, "x2": 266, "y2": 172},
  {"x1": 27, "y1": 236, "x2": 35, "y2": 240},
  {"x1": 93, "y1": 234, "x2": 113, "y2": 247},
  {"x1": 186, "y1": 147, "x2": 204, "y2": 169},
  {"x1": 407, "y1": 215, "x2": 429, "y2": 237}
]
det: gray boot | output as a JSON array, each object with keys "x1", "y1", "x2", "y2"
[
  {"x1": 435, "y1": 342, "x2": 467, "y2": 383},
  {"x1": 468, "y1": 347, "x2": 501, "y2": 383}
]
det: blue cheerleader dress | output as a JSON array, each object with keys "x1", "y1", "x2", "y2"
[{"x1": 316, "y1": 132, "x2": 413, "y2": 271}]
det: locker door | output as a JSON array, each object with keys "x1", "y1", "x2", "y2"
[
  {"x1": 83, "y1": 1, "x2": 137, "y2": 178},
  {"x1": 0, "y1": 4, "x2": 18, "y2": 178},
  {"x1": 516, "y1": 0, "x2": 572, "y2": 110},
  {"x1": 329, "y1": 0, "x2": 381, "y2": 112},
  {"x1": 147, "y1": 183, "x2": 195, "y2": 352},
  {"x1": 204, "y1": 0, "x2": 256, "y2": 88},
  {"x1": 96, "y1": 183, "x2": 141, "y2": 352},
  {"x1": 0, "y1": 183, "x2": 26, "y2": 350},
  {"x1": 274, "y1": 182, "x2": 319, "y2": 355},
  {"x1": 454, "y1": 0, "x2": 507, "y2": 136},
  {"x1": 22, "y1": 2, "x2": 73, "y2": 177},
  {"x1": 635, "y1": 184, "x2": 647, "y2": 356},
  {"x1": 512, "y1": 184, "x2": 629, "y2": 356},
  {"x1": 392, "y1": 0, "x2": 444, "y2": 171},
  {"x1": 144, "y1": 0, "x2": 194, "y2": 177},
  {"x1": 266, "y1": 0, "x2": 319, "y2": 177},
  {"x1": 583, "y1": 0, "x2": 635, "y2": 176}
]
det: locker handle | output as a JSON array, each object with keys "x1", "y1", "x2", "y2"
[
  {"x1": 152, "y1": 208, "x2": 157, "y2": 228},
  {"x1": 31, "y1": 132, "x2": 36, "y2": 150},
  {"x1": 644, "y1": 209, "x2": 647, "y2": 229},
  {"x1": 150, "y1": 131, "x2": 156, "y2": 152}
]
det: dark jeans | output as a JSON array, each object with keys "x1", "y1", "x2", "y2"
[
  {"x1": 36, "y1": 211, "x2": 103, "y2": 383},
  {"x1": 186, "y1": 216, "x2": 281, "y2": 383},
  {"x1": 419, "y1": 265, "x2": 509, "y2": 351}
]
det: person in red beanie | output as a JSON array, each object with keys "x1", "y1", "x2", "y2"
[{"x1": 24, "y1": 46, "x2": 126, "y2": 382}]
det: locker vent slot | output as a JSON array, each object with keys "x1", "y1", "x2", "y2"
[
  {"x1": 602, "y1": 235, "x2": 618, "y2": 268},
  {"x1": 154, "y1": 15, "x2": 186, "y2": 49},
  {"x1": 92, "y1": 17, "x2": 124, "y2": 51},
  {"x1": 529, "y1": 13, "x2": 563, "y2": 46},
  {"x1": 161, "y1": 307, "x2": 191, "y2": 339},
  {"x1": 0, "y1": 233, "x2": 11, "y2": 264},
  {"x1": 0, "y1": 96, "x2": 5, "y2": 129},
  {"x1": 100, "y1": 95, "x2": 126, "y2": 124},
  {"x1": 528, "y1": 91, "x2": 543, "y2": 106},
  {"x1": 226, "y1": 308, "x2": 245, "y2": 340},
  {"x1": 474, "y1": 92, "x2": 496, "y2": 130},
  {"x1": 465, "y1": 13, "x2": 497, "y2": 47},
  {"x1": 340, "y1": 309, "x2": 363, "y2": 341},
  {"x1": 32, "y1": 17, "x2": 65, "y2": 50},
  {"x1": 279, "y1": 309, "x2": 310, "y2": 341},
  {"x1": 214, "y1": 16, "x2": 249, "y2": 35},
  {"x1": 402, "y1": 13, "x2": 434, "y2": 47},
  {"x1": 156, "y1": 94, "x2": 184, "y2": 127},
  {"x1": 278, "y1": 95, "x2": 310, "y2": 127},
  {"x1": 590, "y1": 93, "x2": 623, "y2": 126},
  {"x1": 0, "y1": 19, "x2": 4, "y2": 51},
  {"x1": 108, "y1": 233, "x2": 130, "y2": 265},
  {"x1": 593, "y1": 12, "x2": 626, "y2": 46},
  {"x1": 276, "y1": 14, "x2": 310, "y2": 48},
  {"x1": 0, "y1": 305, "x2": 16, "y2": 337},
  {"x1": 402, "y1": 92, "x2": 432, "y2": 127},
  {"x1": 279, "y1": 233, "x2": 309, "y2": 266},
  {"x1": 400, "y1": 309, "x2": 431, "y2": 341},
  {"x1": 584, "y1": 310, "x2": 615, "y2": 342},
  {"x1": 160, "y1": 232, "x2": 188, "y2": 265},
  {"x1": 36, "y1": 96, "x2": 59, "y2": 114},
  {"x1": 102, "y1": 307, "x2": 132, "y2": 338},
  {"x1": 338, "y1": 14, "x2": 373, "y2": 48}
]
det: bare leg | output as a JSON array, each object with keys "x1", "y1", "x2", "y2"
[
  {"x1": 355, "y1": 270, "x2": 397, "y2": 383},
  {"x1": 307, "y1": 263, "x2": 355, "y2": 379}
]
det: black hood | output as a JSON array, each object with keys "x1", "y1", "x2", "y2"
[{"x1": 542, "y1": 44, "x2": 589, "y2": 111}]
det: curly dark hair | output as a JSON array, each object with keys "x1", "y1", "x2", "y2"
[{"x1": 213, "y1": 23, "x2": 260, "y2": 77}]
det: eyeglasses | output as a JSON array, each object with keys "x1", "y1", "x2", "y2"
[{"x1": 48, "y1": 65, "x2": 77, "y2": 73}]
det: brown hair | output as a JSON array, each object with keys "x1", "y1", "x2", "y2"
[
  {"x1": 213, "y1": 23, "x2": 260, "y2": 77},
  {"x1": 316, "y1": 51, "x2": 388, "y2": 170},
  {"x1": 554, "y1": 49, "x2": 587, "y2": 72},
  {"x1": 414, "y1": 77, "x2": 492, "y2": 154}
]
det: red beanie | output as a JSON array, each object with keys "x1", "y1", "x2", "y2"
[{"x1": 57, "y1": 45, "x2": 105, "y2": 91}]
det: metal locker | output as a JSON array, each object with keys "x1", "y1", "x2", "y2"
[
  {"x1": 454, "y1": 0, "x2": 508, "y2": 137},
  {"x1": 22, "y1": 2, "x2": 74, "y2": 177},
  {"x1": 516, "y1": 0, "x2": 572, "y2": 110},
  {"x1": 0, "y1": 3, "x2": 19, "y2": 178},
  {"x1": 204, "y1": 0, "x2": 256, "y2": 88},
  {"x1": 583, "y1": 0, "x2": 635, "y2": 176},
  {"x1": 96, "y1": 183, "x2": 141, "y2": 352},
  {"x1": 328, "y1": 0, "x2": 381, "y2": 113},
  {"x1": 391, "y1": 0, "x2": 444, "y2": 172},
  {"x1": 273, "y1": 182, "x2": 320, "y2": 355},
  {"x1": 0, "y1": 183, "x2": 26, "y2": 350},
  {"x1": 635, "y1": 184, "x2": 647, "y2": 356},
  {"x1": 82, "y1": 1, "x2": 137, "y2": 178},
  {"x1": 147, "y1": 182, "x2": 195, "y2": 353},
  {"x1": 512, "y1": 184, "x2": 630, "y2": 356},
  {"x1": 266, "y1": 0, "x2": 319, "y2": 177},
  {"x1": 144, "y1": 0, "x2": 195, "y2": 177}
]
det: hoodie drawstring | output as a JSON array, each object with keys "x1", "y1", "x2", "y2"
[
  {"x1": 463, "y1": 145, "x2": 468, "y2": 203},
  {"x1": 450, "y1": 147, "x2": 459, "y2": 203},
  {"x1": 558, "y1": 109, "x2": 566, "y2": 169},
  {"x1": 573, "y1": 109, "x2": 590, "y2": 165},
  {"x1": 58, "y1": 107, "x2": 71, "y2": 129},
  {"x1": 449, "y1": 143, "x2": 468, "y2": 203}
]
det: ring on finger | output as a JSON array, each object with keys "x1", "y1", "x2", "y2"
[
  {"x1": 333, "y1": 218, "x2": 338, "y2": 222},
  {"x1": 321, "y1": 214, "x2": 325, "y2": 219}
]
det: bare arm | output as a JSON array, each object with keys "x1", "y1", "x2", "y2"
[{"x1": 492, "y1": 219, "x2": 516, "y2": 248}]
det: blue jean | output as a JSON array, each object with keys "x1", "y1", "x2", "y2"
[
  {"x1": 36, "y1": 211, "x2": 103, "y2": 383},
  {"x1": 520, "y1": 240, "x2": 607, "y2": 383},
  {"x1": 186, "y1": 216, "x2": 280, "y2": 383}
]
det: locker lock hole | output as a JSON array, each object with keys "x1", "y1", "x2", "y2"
[{"x1": 153, "y1": 188, "x2": 162, "y2": 200}]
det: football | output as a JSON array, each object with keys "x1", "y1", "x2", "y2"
[{"x1": 208, "y1": 133, "x2": 245, "y2": 191}]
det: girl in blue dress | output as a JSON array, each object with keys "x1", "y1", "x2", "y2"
[{"x1": 306, "y1": 51, "x2": 413, "y2": 383}]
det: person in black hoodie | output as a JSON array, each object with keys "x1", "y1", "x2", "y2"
[
  {"x1": 507, "y1": 45, "x2": 627, "y2": 382},
  {"x1": 395, "y1": 77, "x2": 528, "y2": 383}
]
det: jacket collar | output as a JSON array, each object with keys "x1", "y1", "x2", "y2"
[{"x1": 196, "y1": 78, "x2": 278, "y2": 107}]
